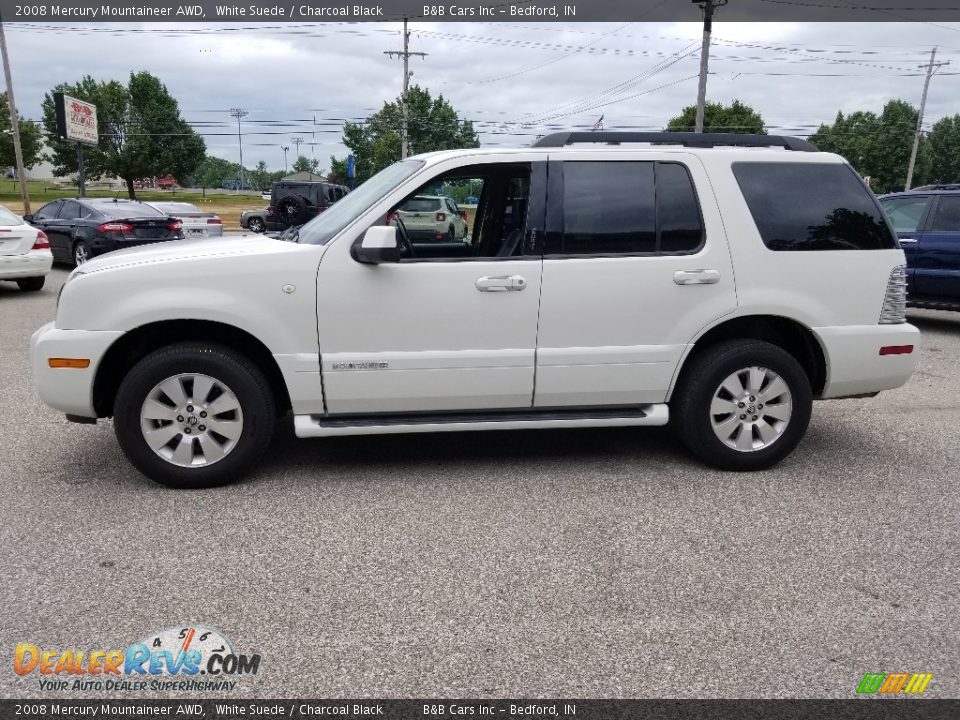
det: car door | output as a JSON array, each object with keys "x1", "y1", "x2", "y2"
[
  {"x1": 534, "y1": 154, "x2": 737, "y2": 407},
  {"x1": 316, "y1": 160, "x2": 545, "y2": 415},
  {"x1": 915, "y1": 194, "x2": 960, "y2": 299},
  {"x1": 50, "y1": 200, "x2": 82, "y2": 256},
  {"x1": 878, "y1": 194, "x2": 934, "y2": 295},
  {"x1": 30, "y1": 201, "x2": 66, "y2": 260}
]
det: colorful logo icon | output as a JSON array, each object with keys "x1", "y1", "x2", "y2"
[
  {"x1": 856, "y1": 673, "x2": 933, "y2": 695},
  {"x1": 14, "y1": 625, "x2": 260, "y2": 692}
]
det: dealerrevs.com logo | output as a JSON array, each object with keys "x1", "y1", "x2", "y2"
[{"x1": 14, "y1": 625, "x2": 261, "y2": 692}]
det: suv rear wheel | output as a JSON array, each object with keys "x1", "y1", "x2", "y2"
[
  {"x1": 673, "y1": 340, "x2": 812, "y2": 471},
  {"x1": 113, "y1": 342, "x2": 276, "y2": 488}
]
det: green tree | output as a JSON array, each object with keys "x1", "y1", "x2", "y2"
[
  {"x1": 666, "y1": 100, "x2": 766, "y2": 134},
  {"x1": 330, "y1": 86, "x2": 480, "y2": 184},
  {"x1": 248, "y1": 160, "x2": 271, "y2": 191},
  {"x1": 291, "y1": 155, "x2": 321, "y2": 174},
  {"x1": 41, "y1": 72, "x2": 206, "y2": 199},
  {"x1": 809, "y1": 99, "x2": 928, "y2": 193},
  {"x1": 0, "y1": 93, "x2": 43, "y2": 170},
  {"x1": 925, "y1": 114, "x2": 960, "y2": 184},
  {"x1": 189, "y1": 156, "x2": 241, "y2": 188}
]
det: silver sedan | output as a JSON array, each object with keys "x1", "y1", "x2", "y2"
[{"x1": 143, "y1": 201, "x2": 223, "y2": 238}]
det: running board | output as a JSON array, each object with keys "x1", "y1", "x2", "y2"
[{"x1": 294, "y1": 405, "x2": 669, "y2": 438}]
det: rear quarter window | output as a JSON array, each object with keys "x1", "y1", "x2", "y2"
[{"x1": 732, "y1": 162, "x2": 897, "y2": 251}]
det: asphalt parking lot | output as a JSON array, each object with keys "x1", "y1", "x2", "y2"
[{"x1": 1, "y1": 266, "x2": 957, "y2": 699}]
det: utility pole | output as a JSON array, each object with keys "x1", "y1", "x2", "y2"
[
  {"x1": 230, "y1": 107, "x2": 248, "y2": 187},
  {"x1": 692, "y1": 0, "x2": 726, "y2": 133},
  {"x1": 905, "y1": 47, "x2": 948, "y2": 191},
  {"x1": 0, "y1": 12, "x2": 31, "y2": 214},
  {"x1": 384, "y1": 18, "x2": 427, "y2": 159},
  {"x1": 281, "y1": 145, "x2": 289, "y2": 173},
  {"x1": 291, "y1": 136, "x2": 303, "y2": 158}
]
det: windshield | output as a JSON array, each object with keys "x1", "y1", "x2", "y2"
[
  {"x1": 400, "y1": 197, "x2": 442, "y2": 212},
  {"x1": 298, "y1": 160, "x2": 425, "y2": 245},
  {"x1": 0, "y1": 206, "x2": 22, "y2": 226},
  {"x1": 89, "y1": 201, "x2": 165, "y2": 219}
]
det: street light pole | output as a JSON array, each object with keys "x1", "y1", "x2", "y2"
[
  {"x1": 0, "y1": 12, "x2": 31, "y2": 214},
  {"x1": 230, "y1": 107, "x2": 248, "y2": 187},
  {"x1": 281, "y1": 145, "x2": 289, "y2": 174}
]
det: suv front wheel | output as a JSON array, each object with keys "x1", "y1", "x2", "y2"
[
  {"x1": 113, "y1": 342, "x2": 276, "y2": 488},
  {"x1": 673, "y1": 340, "x2": 812, "y2": 471}
]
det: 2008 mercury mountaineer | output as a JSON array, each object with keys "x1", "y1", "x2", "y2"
[{"x1": 31, "y1": 132, "x2": 919, "y2": 488}]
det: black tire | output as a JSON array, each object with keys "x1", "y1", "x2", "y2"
[
  {"x1": 73, "y1": 240, "x2": 91, "y2": 266},
  {"x1": 16, "y1": 276, "x2": 45, "y2": 291},
  {"x1": 113, "y1": 342, "x2": 276, "y2": 489},
  {"x1": 448, "y1": 226, "x2": 456, "y2": 241},
  {"x1": 672, "y1": 340, "x2": 812, "y2": 471},
  {"x1": 277, "y1": 195, "x2": 308, "y2": 225},
  {"x1": 247, "y1": 217, "x2": 265, "y2": 233}
]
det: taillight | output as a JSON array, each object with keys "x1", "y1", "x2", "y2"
[
  {"x1": 168, "y1": 220, "x2": 183, "y2": 232},
  {"x1": 267, "y1": 206, "x2": 275, "y2": 216},
  {"x1": 879, "y1": 345, "x2": 914, "y2": 356},
  {"x1": 436, "y1": 212, "x2": 446, "y2": 222},
  {"x1": 879, "y1": 265, "x2": 907, "y2": 324},
  {"x1": 206, "y1": 218, "x2": 222, "y2": 225},
  {"x1": 97, "y1": 222, "x2": 133, "y2": 233},
  {"x1": 32, "y1": 231, "x2": 50, "y2": 249}
]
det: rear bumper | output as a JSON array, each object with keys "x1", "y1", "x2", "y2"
[
  {"x1": 0, "y1": 250, "x2": 53, "y2": 279},
  {"x1": 813, "y1": 323, "x2": 920, "y2": 399},
  {"x1": 31, "y1": 322, "x2": 124, "y2": 418}
]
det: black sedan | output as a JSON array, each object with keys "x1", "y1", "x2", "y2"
[{"x1": 25, "y1": 198, "x2": 184, "y2": 266}]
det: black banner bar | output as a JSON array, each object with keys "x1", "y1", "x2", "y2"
[
  {"x1": 2, "y1": 0, "x2": 960, "y2": 23},
  {"x1": 2, "y1": 700, "x2": 960, "y2": 720}
]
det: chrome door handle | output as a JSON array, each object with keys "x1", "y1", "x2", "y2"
[
  {"x1": 674, "y1": 269, "x2": 721, "y2": 285},
  {"x1": 899, "y1": 237, "x2": 918, "y2": 244},
  {"x1": 476, "y1": 275, "x2": 527, "y2": 292}
]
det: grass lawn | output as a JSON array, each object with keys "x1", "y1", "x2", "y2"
[{"x1": 0, "y1": 181, "x2": 265, "y2": 230}]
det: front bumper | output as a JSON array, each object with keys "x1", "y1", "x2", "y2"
[
  {"x1": 0, "y1": 250, "x2": 53, "y2": 280},
  {"x1": 31, "y1": 322, "x2": 125, "y2": 418},
  {"x1": 814, "y1": 323, "x2": 921, "y2": 399}
]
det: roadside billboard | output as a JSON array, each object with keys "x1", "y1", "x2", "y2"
[{"x1": 53, "y1": 92, "x2": 99, "y2": 145}]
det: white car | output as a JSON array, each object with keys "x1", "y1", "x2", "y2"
[
  {"x1": 31, "y1": 132, "x2": 919, "y2": 488},
  {"x1": 0, "y1": 205, "x2": 52, "y2": 291},
  {"x1": 394, "y1": 194, "x2": 469, "y2": 242},
  {"x1": 142, "y1": 201, "x2": 223, "y2": 238}
]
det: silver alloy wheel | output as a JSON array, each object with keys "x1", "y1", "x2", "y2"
[
  {"x1": 139, "y1": 373, "x2": 244, "y2": 468},
  {"x1": 74, "y1": 243, "x2": 89, "y2": 265},
  {"x1": 709, "y1": 366, "x2": 793, "y2": 453}
]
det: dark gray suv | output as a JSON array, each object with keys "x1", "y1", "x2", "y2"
[{"x1": 268, "y1": 180, "x2": 349, "y2": 230}]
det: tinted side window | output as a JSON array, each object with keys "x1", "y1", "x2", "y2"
[
  {"x1": 561, "y1": 162, "x2": 656, "y2": 254},
  {"x1": 733, "y1": 162, "x2": 897, "y2": 251},
  {"x1": 658, "y1": 163, "x2": 704, "y2": 253},
  {"x1": 880, "y1": 196, "x2": 931, "y2": 233},
  {"x1": 35, "y1": 201, "x2": 61, "y2": 220},
  {"x1": 929, "y1": 196, "x2": 960, "y2": 232},
  {"x1": 58, "y1": 201, "x2": 81, "y2": 220}
]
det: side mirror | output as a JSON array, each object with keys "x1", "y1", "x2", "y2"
[
  {"x1": 353, "y1": 225, "x2": 400, "y2": 264},
  {"x1": 22, "y1": 214, "x2": 34, "y2": 223}
]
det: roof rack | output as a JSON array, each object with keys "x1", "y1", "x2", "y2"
[{"x1": 531, "y1": 131, "x2": 818, "y2": 152}]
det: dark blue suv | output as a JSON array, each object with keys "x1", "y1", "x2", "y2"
[{"x1": 879, "y1": 185, "x2": 960, "y2": 309}]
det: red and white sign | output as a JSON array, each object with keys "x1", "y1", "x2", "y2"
[{"x1": 62, "y1": 95, "x2": 98, "y2": 145}]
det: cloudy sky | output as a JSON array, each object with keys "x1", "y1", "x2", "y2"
[{"x1": 4, "y1": 20, "x2": 960, "y2": 175}]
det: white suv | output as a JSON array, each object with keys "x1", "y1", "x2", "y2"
[
  {"x1": 31, "y1": 132, "x2": 919, "y2": 488},
  {"x1": 394, "y1": 194, "x2": 470, "y2": 242}
]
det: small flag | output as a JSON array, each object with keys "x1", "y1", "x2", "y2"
[{"x1": 592, "y1": 114, "x2": 604, "y2": 131}]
